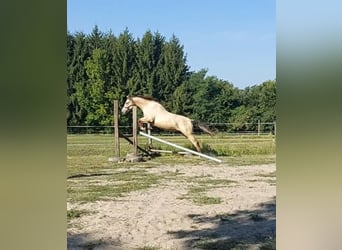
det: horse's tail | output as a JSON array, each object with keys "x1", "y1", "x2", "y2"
[{"x1": 193, "y1": 121, "x2": 214, "y2": 136}]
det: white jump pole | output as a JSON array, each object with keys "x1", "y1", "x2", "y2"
[{"x1": 139, "y1": 131, "x2": 222, "y2": 163}]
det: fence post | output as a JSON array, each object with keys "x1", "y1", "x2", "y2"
[
  {"x1": 132, "y1": 106, "x2": 138, "y2": 156},
  {"x1": 147, "y1": 122, "x2": 152, "y2": 148},
  {"x1": 258, "y1": 120, "x2": 261, "y2": 136},
  {"x1": 113, "y1": 100, "x2": 120, "y2": 162}
]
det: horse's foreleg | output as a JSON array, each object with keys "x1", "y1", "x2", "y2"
[
  {"x1": 138, "y1": 117, "x2": 153, "y2": 130},
  {"x1": 187, "y1": 134, "x2": 202, "y2": 152},
  {"x1": 138, "y1": 119, "x2": 147, "y2": 130}
]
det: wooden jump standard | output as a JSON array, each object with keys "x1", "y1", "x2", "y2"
[
  {"x1": 113, "y1": 100, "x2": 152, "y2": 161},
  {"x1": 139, "y1": 131, "x2": 222, "y2": 163}
]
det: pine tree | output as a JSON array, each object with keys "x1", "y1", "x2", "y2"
[
  {"x1": 133, "y1": 30, "x2": 159, "y2": 95},
  {"x1": 88, "y1": 25, "x2": 104, "y2": 50},
  {"x1": 67, "y1": 31, "x2": 90, "y2": 125},
  {"x1": 83, "y1": 48, "x2": 112, "y2": 125},
  {"x1": 111, "y1": 28, "x2": 136, "y2": 100},
  {"x1": 157, "y1": 35, "x2": 189, "y2": 108}
]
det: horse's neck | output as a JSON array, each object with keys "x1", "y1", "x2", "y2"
[
  {"x1": 133, "y1": 97, "x2": 148, "y2": 110},
  {"x1": 133, "y1": 97, "x2": 166, "y2": 114}
]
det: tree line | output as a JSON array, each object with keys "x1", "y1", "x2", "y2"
[{"x1": 67, "y1": 26, "x2": 276, "y2": 132}]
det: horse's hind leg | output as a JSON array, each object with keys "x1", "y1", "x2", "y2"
[{"x1": 187, "y1": 134, "x2": 202, "y2": 152}]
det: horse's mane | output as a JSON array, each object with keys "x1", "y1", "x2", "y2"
[{"x1": 134, "y1": 95, "x2": 160, "y2": 103}]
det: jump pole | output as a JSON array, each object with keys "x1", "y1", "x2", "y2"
[{"x1": 139, "y1": 131, "x2": 222, "y2": 163}]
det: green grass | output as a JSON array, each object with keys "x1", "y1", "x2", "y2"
[
  {"x1": 196, "y1": 178, "x2": 237, "y2": 187},
  {"x1": 194, "y1": 238, "x2": 275, "y2": 250},
  {"x1": 67, "y1": 169, "x2": 161, "y2": 203},
  {"x1": 136, "y1": 246, "x2": 160, "y2": 250},
  {"x1": 67, "y1": 134, "x2": 275, "y2": 169},
  {"x1": 67, "y1": 134, "x2": 275, "y2": 204},
  {"x1": 149, "y1": 134, "x2": 275, "y2": 157},
  {"x1": 194, "y1": 239, "x2": 247, "y2": 250},
  {"x1": 247, "y1": 171, "x2": 276, "y2": 186},
  {"x1": 67, "y1": 209, "x2": 92, "y2": 222},
  {"x1": 192, "y1": 195, "x2": 222, "y2": 205},
  {"x1": 178, "y1": 178, "x2": 237, "y2": 205}
]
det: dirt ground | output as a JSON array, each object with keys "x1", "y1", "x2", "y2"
[{"x1": 67, "y1": 163, "x2": 276, "y2": 250}]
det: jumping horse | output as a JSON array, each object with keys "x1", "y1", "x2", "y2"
[{"x1": 121, "y1": 96, "x2": 212, "y2": 152}]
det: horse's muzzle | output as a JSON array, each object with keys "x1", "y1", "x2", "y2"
[{"x1": 121, "y1": 107, "x2": 128, "y2": 114}]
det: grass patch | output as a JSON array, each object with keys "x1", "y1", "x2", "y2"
[
  {"x1": 196, "y1": 178, "x2": 237, "y2": 187},
  {"x1": 247, "y1": 171, "x2": 276, "y2": 185},
  {"x1": 192, "y1": 195, "x2": 222, "y2": 205},
  {"x1": 223, "y1": 155, "x2": 275, "y2": 166},
  {"x1": 183, "y1": 140, "x2": 275, "y2": 157},
  {"x1": 67, "y1": 169, "x2": 161, "y2": 203},
  {"x1": 194, "y1": 238, "x2": 247, "y2": 250},
  {"x1": 194, "y1": 238, "x2": 275, "y2": 250},
  {"x1": 140, "y1": 134, "x2": 275, "y2": 157},
  {"x1": 179, "y1": 186, "x2": 222, "y2": 205},
  {"x1": 67, "y1": 209, "x2": 91, "y2": 222},
  {"x1": 179, "y1": 178, "x2": 236, "y2": 205},
  {"x1": 255, "y1": 171, "x2": 276, "y2": 178},
  {"x1": 136, "y1": 246, "x2": 160, "y2": 250}
]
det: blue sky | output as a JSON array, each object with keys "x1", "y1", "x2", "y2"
[{"x1": 67, "y1": 0, "x2": 275, "y2": 89}]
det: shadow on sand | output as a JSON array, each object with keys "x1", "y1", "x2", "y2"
[
  {"x1": 169, "y1": 197, "x2": 276, "y2": 250},
  {"x1": 67, "y1": 232, "x2": 123, "y2": 250}
]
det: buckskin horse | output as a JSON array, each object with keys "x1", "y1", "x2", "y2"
[{"x1": 121, "y1": 96, "x2": 213, "y2": 152}]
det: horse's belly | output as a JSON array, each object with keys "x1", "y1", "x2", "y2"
[
  {"x1": 154, "y1": 113, "x2": 191, "y2": 132},
  {"x1": 154, "y1": 119, "x2": 177, "y2": 130}
]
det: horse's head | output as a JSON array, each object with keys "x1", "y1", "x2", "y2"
[{"x1": 121, "y1": 96, "x2": 135, "y2": 114}]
